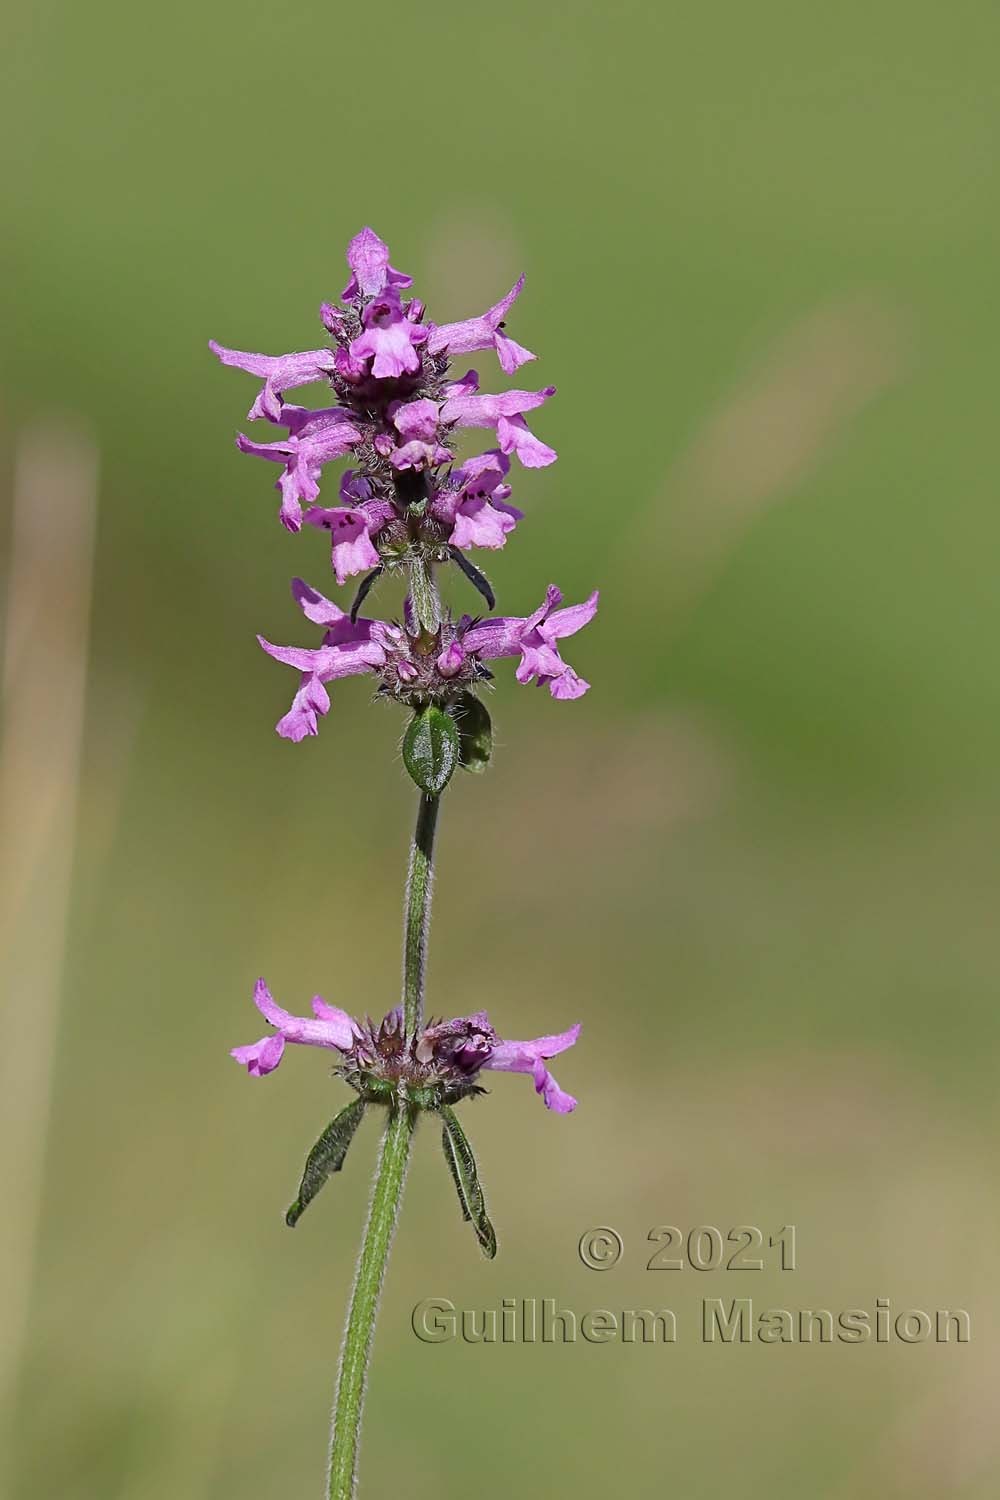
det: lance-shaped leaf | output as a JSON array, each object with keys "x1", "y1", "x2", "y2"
[
  {"x1": 285, "y1": 1098, "x2": 366, "y2": 1228},
  {"x1": 438, "y1": 1103, "x2": 497, "y2": 1259},
  {"x1": 450, "y1": 691, "x2": 493, "y2": 774},
  {"x1": 402, "y1": 704, "x2": 459, "y2": 795},
  {"x1": 448, "y1": 546, "x2": 496, "y2": 610}
]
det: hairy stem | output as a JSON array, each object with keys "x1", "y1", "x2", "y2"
[
  {"x1": 326, "y1": 790, "x2": 442, "y2": 1496},
  {"x1": 327, "y1": 1104, "x2": 413, "y2": 1499},
  {"x1": 403, "y1": 791, "x2": 440, "y2": 1038}
]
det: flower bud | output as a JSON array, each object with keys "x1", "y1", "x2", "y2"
[{"x1": 436, "y1": 641, "x2": 465, "y2": 679}]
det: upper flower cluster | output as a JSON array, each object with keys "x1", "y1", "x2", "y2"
[{"x1": 210, "y1": 227, "x2": 556, "y2": 585}]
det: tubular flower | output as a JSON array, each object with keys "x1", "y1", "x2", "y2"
[{"x1": 427, "y1": 275, "x2": 536, "y2": 374}]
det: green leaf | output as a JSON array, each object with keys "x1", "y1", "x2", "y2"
[
  {"x1": 438, "y1": 1104, "x2": 497, "y2": 1259},
  {"x1": 451, "y1": 692, "x2": 493, "y2": 774},
  {"x1": 285, "y1": 1098, "x2": 366, "y2": 1228},
  {"x1": 408, "y1": 555, "x2": 441, "y2": 633},
  {"x1": 402, "y1": 706, "x2": 459, "y2": 795}
]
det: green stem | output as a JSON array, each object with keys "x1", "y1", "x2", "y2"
[
  {"x1": 327, "y1": 1104, "x2": 413, "y2": 1500},
  {"x1": 402, "y1": 791, "x2": 440, "y2": 1038},
  {"x1": 326, "y1": 790, "x2": 442, "y2": 1497}
]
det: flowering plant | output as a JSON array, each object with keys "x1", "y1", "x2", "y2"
[{"x1": 213, "y1": 228, "x2": 596, "y2": 1498}]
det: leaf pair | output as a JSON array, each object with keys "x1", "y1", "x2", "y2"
[{"x1": 285, "y1": 1097, "x2": 497, "y2": 1261}]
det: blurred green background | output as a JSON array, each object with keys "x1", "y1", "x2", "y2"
[{"x1": 2, "y1": 2, "x2": 999, "y2": 1496}]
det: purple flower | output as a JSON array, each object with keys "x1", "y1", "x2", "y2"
[
  {"x1": 304, "y1": 498, "x2": 395, "y2": 584},
  {"x1": 464, "y1": 584, "x2": 599, "y2": 698},
  {"x1": 486, "y1": 1029, "x2": 581, "y2": 1113},
  {"x1": 232, "y1": 982, "x2": 581, "y2": 1113},
  {"x1": 231, "y1": 979, "x2": 358, "y2": 1076},
  {"x1": 440, "y1": 385, "x2": 558, "y2": 468},
  {"x1": 349, "y1": 289, "x2": 428, "y2": 380},
  {"x1": 341, "y1": 227, "x2": 412, "y2": 302},
  {"x1": 427, "y1": 275, "x2": 536, "y2": 375},
  {"x1": 236, "y1": 406, "x2": 362, "y2": 531},
  {"x1": 257, "y1": 579, "x2": 392, "y2": 740},
  {"x1": 209, "y1": 342, "x2": 338, "y2": 423},
  {"x1": 431, "y1": 451, "x2": 522, "y2": 550}
]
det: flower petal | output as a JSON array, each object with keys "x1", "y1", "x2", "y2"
[
  {"x1": 231, "y1": 1033, "x2": 286, "y2": 1077},
  {"x1": 276, "y1": 673, "x2": 330, "y2": 740},
  {"x1": 549, "y1": 667, "x2": 590, "y2": 700},
  {"x1": 532, "y1": 1059, "x2": 577, "y2": 1113},
  {"x1": 496, "y1": 413, "x2": 557, "y2": 468},
  {"x1": 291, "y1": 577, "x2": 349, "y2": 628},
  {"x1": 247, "y1": 977, "x2": 357, "y2": 1051},
  {"x1": 487, "y1": 1023, "x2": 581, "y2": 1071},
  {"x1": 311, "y1": 996, "x2": 358, "y2": 1041},
  {"x1": 543, "y1": 590, "x2": 600, "y2": 641}
]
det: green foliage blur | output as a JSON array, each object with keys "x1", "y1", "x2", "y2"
[{"x1": 2, "y1": 2, "x2": 999, "y2": 1496}]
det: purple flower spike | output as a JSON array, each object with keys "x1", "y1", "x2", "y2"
[
  {"x1": 231, "y1": 983, "x2": 580, "y2": 1114},
  {"x1": 209, "y1": 342, "x2": 338, "y2": 424},
  {"x1": 428, "y1": 275, "x2": 536, "y2": 375},
  {"x1": 341, "y1": 227, "x2": 412, "y2": 302},
  {"x1": 212, "y1": 228, "x2": 564, "y2": 558}
]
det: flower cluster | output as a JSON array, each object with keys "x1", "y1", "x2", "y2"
[
  {"x1": 211, "y1": 226, "x2": 554, "y2": 564},
  {"x1": 261, "y1": 577, "x2": 597, "y2": 741},
  {"x1": 211, "y1": 227, "x2": 597, "y2": 744},
  {"x1": 233, "y1": 979, "x2": 580, "y2": 1115}
]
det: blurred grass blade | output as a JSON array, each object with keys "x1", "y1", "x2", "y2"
[
  {"x1": 438, "y1": 1104, "x2": 497, "y2": 1259},
  {"x1": 285, "y1": 1098, "x2": 366, "y2": 1228},
  {"x1": 0, "y1": 419, "x2": 98, "y2": 1476}
]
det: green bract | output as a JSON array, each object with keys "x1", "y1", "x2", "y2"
[{"x1": 402, "y1": 704, "x2": 459, "y2": 794}]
